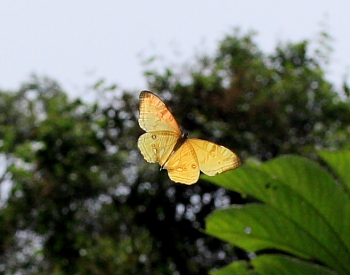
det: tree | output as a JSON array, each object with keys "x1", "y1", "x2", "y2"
[{"x1": 0, "y1": 28, "x2": 349, "y2": 274}]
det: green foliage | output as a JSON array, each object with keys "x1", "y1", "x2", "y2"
[
  {"x1": 1, "y1": 27, "x2": 350, "y2": 274},
  {"x1": 204, "y1": 151, "x2": 350, "y2": 275},
  {"x1": 145, "y1": 29, "x2": 350, "y2": 161},
  {"x1": 0, "y1": 77, "x2": 137, "y2": 274}
]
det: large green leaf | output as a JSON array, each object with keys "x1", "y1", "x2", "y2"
[
  {"x1": 206, "y1": 204, "x2": 347, "y2": 273},
  {"x1": 204, "y1": 153, "x2": 350, "y2": 275}
]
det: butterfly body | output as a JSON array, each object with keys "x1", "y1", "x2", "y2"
[{"x1": 138, "y1": 90, "x2": 240, "y2": 184}]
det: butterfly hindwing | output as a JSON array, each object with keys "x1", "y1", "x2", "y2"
[{"x1": 164, "y1": 141, "x2": 200, "y2": 185}]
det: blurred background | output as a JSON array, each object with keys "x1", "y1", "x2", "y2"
[{"x1": 0, "y1": 1, "x2": 350, "y2": 274}]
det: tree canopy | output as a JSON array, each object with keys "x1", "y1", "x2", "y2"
[{"x1": 0, "y1": 29, "x2": 349, "y2": 274}]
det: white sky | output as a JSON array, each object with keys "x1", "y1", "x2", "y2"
[{"x1": 1, "y1": 1, "x2": 349, "y2": 99}]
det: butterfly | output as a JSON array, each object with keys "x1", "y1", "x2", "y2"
[{"x1": 137, "y1": 90, "x2": 241, "y2": 185}]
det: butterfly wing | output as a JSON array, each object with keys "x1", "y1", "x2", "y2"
[
  {"x1": 138, "y1": 91, "x2": 183, "y2": 168},
  {"x1": 186, "y1": 138, "x2": 240, "y2": 176},
  {"x1": 138, "y1": 91, "x2": 182, "y2": 135},
  {"x1": 163, "y1": 141, "x2": 200, "y2": 185},
  {"x1": 138, "y1": 132, "x2": 180, "y2": 165},
  {"x1": 138, "y1": 90, "x2": 241, "y2": 185}
]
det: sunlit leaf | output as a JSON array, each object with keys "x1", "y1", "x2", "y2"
[{"x1": 204, "y1": 154, "x2": 350, "y2": 274}]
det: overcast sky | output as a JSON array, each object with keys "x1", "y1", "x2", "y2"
[{"x1": 1, "y1": 1, "x2": 349, "y2": 99}]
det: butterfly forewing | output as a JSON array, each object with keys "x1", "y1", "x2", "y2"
[
  {"x1": 139, "y1": 91, "x2": 182, "y2": 135},
  {"x1": 187, "y1": 139, "x2": 241, "y2": 176}
]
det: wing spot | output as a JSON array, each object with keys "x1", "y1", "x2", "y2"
[
  {"x1": 191, "y1": 164, "x2": 197, "y2": 169},
  {"x1": 151, "y1": 135, "x2": 157, "y2": 139},
  {"x1": 176, "y1": 168, "x2": 183, "y2": 172}
]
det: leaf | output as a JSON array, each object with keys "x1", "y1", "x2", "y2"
[
  {"x1": 204, "y1": 154, "x2": 350, "y2": 274},
  {"x1": 206, "y1": 204, "x2": 345, "y2": 269},
  {"x1": 211, "y1": 254, "x2": 337, "y2": 275},
  {"x1": 252, "y1": 255, "x2": 338, "y2": 275},
  {"x1": 318, "y1": 150, "x2": 350, "y2": 195},
  {"x1": 210, "y1": 260, "x2": 253, "y2": 275},
  {"x1": 93, "y1": 78, "x2": 105, "y2": 89}
]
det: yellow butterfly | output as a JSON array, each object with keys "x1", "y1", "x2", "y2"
[{"x1": 138, "y1": 90, "x2": 241, "y2": 185}]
